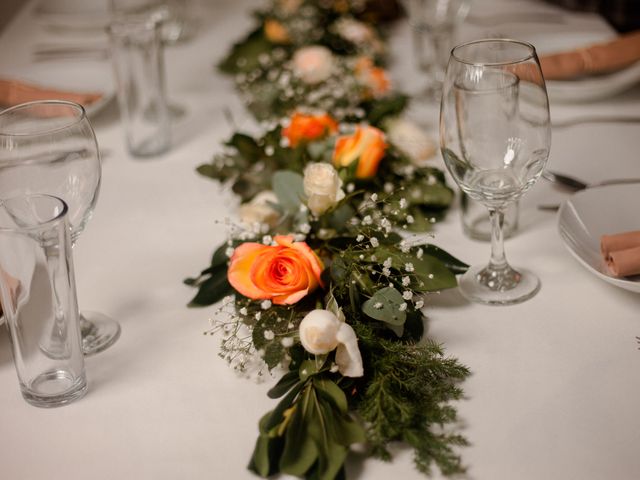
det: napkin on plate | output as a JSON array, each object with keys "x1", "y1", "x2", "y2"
[
  {"x1": 0, "y1": 78, "x2": 103, "y2": 109},
  {"x1": 539, "y1": 30, "x2": 640, "y2": 80},
  {"x1": 600, "y1": 230, "x2": 640, "y2": 277},
  {"x1": 0, "y1": 266, "x2": 21, "y2": 317}
]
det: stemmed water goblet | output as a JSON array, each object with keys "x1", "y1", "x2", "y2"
[
  {"x1": 0, "y1": 100, "x2": 121, "y2": 353},
  {"x1": 440, "y1": 39, "x2": 551, "y2": 305},
  {"x1": 406, "y1": 0, "x2": 471, "y2": 99}
]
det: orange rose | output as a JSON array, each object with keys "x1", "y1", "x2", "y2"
[
  {"x1": 227, "y1": 235, "x2": 324, "y2": 305},
  {"x1": 264, "y1": 19, "x2": 290, "y2": 44},
  {"x1": 282, "y1": 112, "x2": 338, "y2": 147},
  {"x1": 333, "y1": 125, "x2": 387, "y2": 178},
  {"x1": 355, "y1": 57, "x2": 390, "y2": 98}
]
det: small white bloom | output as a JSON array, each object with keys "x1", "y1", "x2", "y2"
[
  {"x1": 384, "y1": 182, "x2": 394, "y2": 193},
  {"x1": 292, "y1": 46, "x2": 334, "y2": 84},
  {"x1": 281, "y1": 337, "x2": 294, "y2": 348},
  {"x1": 356, "y1": 234, "x2": 365, "y2": 242},
  {"x1": 370, "y1": 237, "x2": 379, "y2": 248},
  {"x1": 362, "y1": 215, "x2": 373, "y2": 225},
  {"x1": 225, "y1": 247, "x2": 235, "y2": 258},
  {"x1": 383, "y1": 257, "x2": 393, "y2": 268},
  {"x1": 406, "y1": 215, "x2": 414, "y2": 224},
  {"x1": 255, "y1": 312, "x2": 262, "y2": 320},
  {"x1": 382, "y1": 267, "x2": 391, "y2": 276},
  {"x1": 405, "y1": 263, "x2": 415, "y2": 272},
  {"x1": 239, "y1": 307, "x2": 248, "y2": 316},
  {"x1": 264, "y1": 330, "x2": 275, "y2": 340},
  {"x1": 415, "y1": 300, "x2": 424, "y2": 309},
  {"x1": 374, "y1": 302, "x2": 383, "y2": 309},
  {"x1": 399, "y1": 302, "x2": 407, "y2": 311},
  {"x1": 399, "y1": 198, "x2": 407, "y2": 209},
  {"x1": 261, "y1": 300, "x2": 272, "y2": 310},
  {"x1": 299, "y1": 222, "x2": 312, "y2": 234},
  {"x1": 402, "y1": 290, "x2": 413, "y2": 300},
  {"x1": 416, "y1": 248, "x2": 424, "y2": 259},
  {"x1": 262, "y1": 235, "x2": 273, "y2": 245},
  {"x1": 346, "y1": 183, "x2": 355, "y2": 193},
  {"x1": 402, "y1": 276, "x2": 411, "y2": 286},
  {"x1": 370, "y1": 193, "x2": 378, "y2": 202},
  {"x1": 303, "y1": 163, "x2": 345, "y2": 216}
]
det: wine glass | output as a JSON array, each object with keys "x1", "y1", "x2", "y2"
[
  {"x1": 406, "y1": 0, "x2": 471, "y2": 99},
  {"x1": 0, "y1": 100, "x2": 121, "y2": 353},
  {"x1": 440, "y1": 39, "x2": 551, "y2": 305}
]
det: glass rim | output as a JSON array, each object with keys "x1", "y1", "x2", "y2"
[
  {"x1": 0, "y1": 194, "x2": 68, "y2": 233},
  {"x1": 0, "y1": 100, "x2": 87, "y2": 138},
  {"x1": 451, "y1": 38, "x2": 536, "y2": 67}
]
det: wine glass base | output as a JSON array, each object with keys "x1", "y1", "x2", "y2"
[
  {"x1": 80, "y1": 311, "x2": 121, "y2": 356},
  {"x1": 458, "y1": 265, "x2": 540, "y2": 306}
]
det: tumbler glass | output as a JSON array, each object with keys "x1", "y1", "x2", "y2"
[
  {"x1": 0, "y1": 194, "x2": 87, "y2": 407},
  {"x1": 108, "y1": 14, "x2": 171, "y2": 157}
]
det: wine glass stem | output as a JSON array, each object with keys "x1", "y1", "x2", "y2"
[
  {"x1": 476, "y1": 207, "x2": 521, "y2": 291},
  {"x1": 489, "y1": 207, "x2": 507, "y2": 269}
]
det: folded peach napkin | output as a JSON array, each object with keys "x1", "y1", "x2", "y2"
[
  {"x1": 0, "y1": 78, "x2": 103, "y2": 109},
  {"x1": 0, "y1": 266, "x2": 20, "y2": 316},
  {"x1": 539, "y1": 30, "x2": 640, "y2": 81},
  {"x1": 600, "y1": 230, "x2": 640, "y2": 277}
]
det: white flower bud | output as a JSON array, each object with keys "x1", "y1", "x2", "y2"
[{"x1": 303, "y1": 163, "x2": 345, "y2": 216}]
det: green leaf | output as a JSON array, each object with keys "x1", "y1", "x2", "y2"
[
  {"x1": 421, "y1": 244, "x2": 468, "y2": 274},
  {"x1": 264, "y1": 382, "x2": 305, "y2": 433},
  {"x1": 268, "y1": 371, "x2": 301, "y2": 399},
  {"x1": 299, "y1": 359, "x2": 320, "y2": 382},
  {"x1": 218, "y1": 27, "x2": 273, "y2": 74},
  {"x1": 248, "y1": 435, "x2": 272, "y2": 477},
  {"x1": 364, "y1": 93, "x2": 409, "y2": 126},
  {"x1": 187, "y1": 268, "x2": 233, "y2": 307},
  {"x1": 272, "y1": 170, "x2": 305, "y2": 213},
  {"x1": 313, "y1": 378, "x2": 347, "y2": 413},
  {"x1": 362, "y1": 287, "x2": 406, "y2": 326},
  {"x1": 279, "y1": 405, "x2": 319, "y2": 476},
  {"x1": 406, "y1": 183, "x2": 454, "y2": 208},
  {"x1": 228, "y1": 133, "x2": 263, "y2": 161}
]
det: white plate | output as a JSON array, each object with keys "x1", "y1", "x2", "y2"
[
  {"x1": 530, "y1": 31, "x2": 640, "y2": 103},
  {"x1": 33, "y1": 0, "x2": 109, "y2": 31},
  {"x1": 557, "y1": 184, "x2": 640, "y2": 293}
]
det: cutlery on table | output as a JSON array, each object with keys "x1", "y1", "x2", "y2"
[{"x1": 538, "y1": 170, "x2": 640, "y2": 210}]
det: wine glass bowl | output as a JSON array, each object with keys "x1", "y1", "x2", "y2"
[
  {"x1": 440, "y1": 39, "x2": 551, "y2": 305},
  {"x1": 0, "y1": 100, "x2": 121, "y2": 353}
]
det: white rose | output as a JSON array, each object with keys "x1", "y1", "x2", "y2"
[
  {"x1": 303, "y1": 163, "x2": 345, "y2": 216},
  {"x1": 299, "y1": 309, "x2": 363, "y2": 377},
  {"x1": 238, "y1": 190, "x2": 280, "y2": 227},
  {"x1": 292, "y1": 46, "x2": 334, "y2": 84},
  {"x1": 386, "y1": 117, "x2": 437, "y2": 166}
]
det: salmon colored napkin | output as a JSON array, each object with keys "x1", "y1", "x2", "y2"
[
  {"x1": 539, "y1": 30, "x2": 640, "y2": 81},
  {"x1": 600, "y1": 230, "x2": 640, "y2": 277},
  {"x1": 0, "y1": 78, "x2": 103, "y2": 109},
  {"x1": 0, "y1": 266, "x2": 21, "y2": 317}
]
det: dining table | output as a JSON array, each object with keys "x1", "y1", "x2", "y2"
[{"x1": 0, "y1": 0, "x2": 639, "y2": 479}]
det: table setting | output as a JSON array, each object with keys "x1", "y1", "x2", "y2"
[{"x1": 0, "y1": 0, "x2": 639, "y2": 479}]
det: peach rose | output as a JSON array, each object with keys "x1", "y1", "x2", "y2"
[
  {"x1": 292, "y1": 46, "x2": 334, "y2": 84},
  {"x1": 227, "y1": 235, "x2": 324, "y2": 305},
  {"x1": 264, "y1": 19, "x2": 290, "y2": 44},
  {"x1": 282, "y1": 112, "x2": 338, "y2": 147},
  {"x1": 355, "y1": 57, "x2": 390, "y2": 98},
  {"x1": 333, "y1": 125, "x2": 387, "y2": 178}
]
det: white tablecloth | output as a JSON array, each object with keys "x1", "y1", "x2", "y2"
[{"x1": 1, "y1": 1, "x2": 639, "y2": 479}]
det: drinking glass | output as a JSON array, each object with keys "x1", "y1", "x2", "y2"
[
  {"x1": 440, "y1": 39, "x2": 551, "y2": 305},
  {"x1": 0, "y1": 194, "x2": 87, "y2": 407},
  {"x1": 0, "y1": 100, "x2": 121, "y2": 353},
  {"x1": 406, "y1": 0, "x2": 471, "y2": 99}
]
